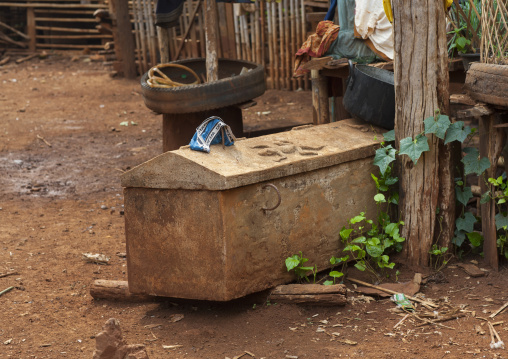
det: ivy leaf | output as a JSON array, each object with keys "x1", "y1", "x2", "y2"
[
  {"x1": 495, "y1": 213, "x2": 508, "y2": 230},
  {"x1": 462, "y1": 147, "x2": 491, "y2": 176},
  {"x1": 399, "y1": 135, "x2": 429, "y2": 164},
  {"x1": 455, "y1": 212, "x2": 477, "y2": 233},
  {"x1": 456, "y1": 186, "x2": 473, "y2": 207},
  {"x1": 467, "y1": 232, "x2": 483, "y2": 247},
  {"x1": 374, "y1": 193, "x2": 386, "y2": 203},
  {"x1": 424, "y1": 114, "x2": 451, "y2": 139},
  {"x1": 373, "y1": 145, "x2": 396, "y2": 176},
  {"x1": 354, "y1": 261, "x2": 366, "y2": 271},
  {"x1": 383, "y1": 130, "x2": 395, "y2": 142},
  {"x1": 329, "y1": 271, "x2": 344, "y2": 279},
  {"x1": 444, "y1": 121, "x2": 470, "y2": 144},
  {"x1": 452, "y1": 229, "x2": 466, "y2": 247},
  {"x1": 285, "y1": 256, "x2": 300, "y2": 271},
  {"x1": 340, "y1": 227, "x2": 353, "y2": 241},
  {"x1": 323, "y1": 280, "x2": 334, "y2": 286},
  {"x1": 480, "y1": 191, "x2": 491, "y2": 204}
]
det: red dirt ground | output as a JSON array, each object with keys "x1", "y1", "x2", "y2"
[{"x1": 1, "y1": 54, "x2": 508, "y2": 359}]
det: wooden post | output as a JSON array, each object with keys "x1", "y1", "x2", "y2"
[
  {"x1": 479, "y1": 113, "x2": 501, "y2": 271},
  {"x1": 205, "y1": 0, "x2": 219, "y2": 82},
  {"x1": 26, "y1": 7, "x2": 36, "y2": 51},
  {"x1": 392, "y1": 0, "x2": 453, "y2": 266},
  {"x1": 311, "y1": 69, "x2": 330, "y2": 125},
  {"x1": 109, "y1": 0, "x2": 136, "y2": 78},
  {"x1": 157, "y1": 26, "x2": 171, "y2": 63}
]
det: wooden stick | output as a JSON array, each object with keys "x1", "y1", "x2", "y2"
[
  {"x1": 290, "y1": 0, "x2": 296, "y2": 90},
  {"x1": 0, "y1": 56, "x2": 10, "y2": 66},
  {"x1": 36, "y1": 134, "x2": 52, "y2": 147},
  {"x1": 0, "y1": 20, "x2": 30, "y2": 41},
  {"x1": 415, "y1": 313, "x2": 466, "y2": 327},
  {"x1": 393, "y1": 313, "x2": 409, "y2": 329},
  {"x1": 348, "y1": 278, "x2": 438, "y2": 308},
  {"x1": 253, "y1": 3, "x2": 260, "y2": 63},
  {"x1": 283, "y1": 0, "x2": 290, "y2": 89},
  {"x1": 0, "y1": 286, "x2": 14, "y2": 298},
  {"x1": 0, "y1": 32, "x2": 27, "y2": 48},
  {"x1": 0, "y1": 271, "x2": 17, "y2": 279},
  {"x1": 490, "y1": 301, "x2": 508, "y2": 318},
  {"x1": 173, "y1": 0, "x2": 203, "y2": 61},
  {"x1": 409, "y1": 312, "x2": 455, "y2": 330}
]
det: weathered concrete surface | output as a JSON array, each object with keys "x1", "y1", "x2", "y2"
[
  {"x1": 121, "y1": 118, "x2": 386, "y2": 190},
  {"x1": 124, "y1": 119, "x2": 383, "y2": 301}
]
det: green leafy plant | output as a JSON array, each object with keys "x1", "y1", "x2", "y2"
[
  {"x1": 429, "y1": 244, "x2": 452, "y2": 272},
  {"x1": 285, "y1": 251, "x2": 316, "y2": 283}
]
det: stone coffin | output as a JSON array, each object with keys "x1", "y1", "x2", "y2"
[{"x1": 121, "y1": 119, "x2": 384, "y2": 301}]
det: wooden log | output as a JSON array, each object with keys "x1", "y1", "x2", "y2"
[
  {"x1": 109, "y1": 0, "x2": 137, "y2": 78},
  {"x1": 156, "y1": 27, "x2": 170, "y2": 63},
  {"x1": 205, "y1": 0, "x2": 219, "y2": 82},
  {"x1": 269, "y1": 284, "x2": 347, "y2": 306},
  {"x1": 90, "y1": 280, "x2": 155, "y2": 302},
  {"x1": 465, "y1": 63, "x2": 508, "y2": 107}
]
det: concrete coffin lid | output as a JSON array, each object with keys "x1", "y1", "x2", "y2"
[{"x1": 121, "y1": 118, "x2": 384, "y2": 190}]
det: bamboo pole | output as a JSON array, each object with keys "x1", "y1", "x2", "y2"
[
  {"x1": 241, "y1": 15, "x2": 251, "y2": 61},
  {"x1": 266, "y1": 1, "x2": 274, "y2": 88},
  {"x1": 294, "y1": 0, "x2": 302, "y2": 90},
  {"x1": 271, "y1": 1, "x2": 279, "y2": 89},
  {"x1": 157, "y1": 26, "x2": 171, "y2": 63},
  {"x1": 225, "y1": 3, "x2": 236, "y2": 59},
  {"x1": 254, "y1": 1, "x2": 261, "y2": 64},
  {"x1": 290, "y1": 0, "x2": 297, "y2": 90},
  {"x1": 250, "y1": 11, "x2": 256, "y2": 62},
  {"x1": 136, "y1": 0, "x2": 148, "y2": 72},
  {"x1": 278, "y1": 1, "x2": 285, "y2": 88},
  {"x1": 131, "y1": 0, "x2": 143, "y2": 75},
  {"x1": 301, "y1": 0, "x2": 309, "y2": 90},
  {"x1": 145, "y1": 0, "x2": 158, "y2": 67},
  {"x1": 284, "y1": 0, "x2": 291, "y2": 90},
  {"x1": 259, "y1": 0, "x2": 266, "y2": 66},
  {"x1": 233, "y1": 4, "x2": 242, "y2": 59},
  {"x1": 187, "y1": 0, "x2": 198, "y2": 57},
  {"x1": 198, "y1": 5, "x2": 205, "y2": 56}
]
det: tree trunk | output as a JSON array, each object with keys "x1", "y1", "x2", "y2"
[{"x1": 392, "y1": 2, "x2": 453, "y2": 267}]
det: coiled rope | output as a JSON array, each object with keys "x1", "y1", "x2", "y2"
[{"x1": 147, "y1": 63, "x2": 201, "y2": 88}]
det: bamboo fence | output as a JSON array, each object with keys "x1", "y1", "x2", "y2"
[
  {"x1": 481, "y1": 0, "x2": 508, "y2": 64},
  {"x1": 161, "y1": 0, "x2": 310, "y2": 90}
]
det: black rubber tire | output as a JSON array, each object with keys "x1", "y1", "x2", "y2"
[{"x1": 141, "y1": 58, "x2": 266, "y2": 114}]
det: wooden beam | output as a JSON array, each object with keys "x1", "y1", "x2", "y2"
[{"x1": 27, "y1": 7, "x2": 36, "y2": 51}]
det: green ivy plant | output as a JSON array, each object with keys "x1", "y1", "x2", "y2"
[
  {"x1": 285, "y1": 251, "x2": 317, "y2": 283},
  {"x1": 377, "y1": 110, "x2": 493, "y2": 265}
]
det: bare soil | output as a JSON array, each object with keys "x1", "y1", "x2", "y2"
[{"x1": 1, "y1": 55, "x2": 508, "y2": 359}]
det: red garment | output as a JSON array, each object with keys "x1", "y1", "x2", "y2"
[{"x1": 294, "y1": 21, "x2": 340, "y2": 77}]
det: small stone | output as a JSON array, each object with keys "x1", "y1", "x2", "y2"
[{"x1": 100, "y1": 205, "x2": 108, "y2": 210}]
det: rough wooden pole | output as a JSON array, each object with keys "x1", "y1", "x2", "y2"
[
  {"x1": 109, "y1": 0, "x2": 137, "y2": 78},
  {"x1": 311, "y1": 69, "x2": 330, "y2": 125},
  {"x1": 392, "y1": 1, "x2": 453, "y2": 267},
  {"x1": 26, "y1": 7, "x2": 36, "y2": 51},
  {"x1": 205, "y1": 0, "x2": 219, "y2": 82},
  {"x1": 157, "y1": 26, "x2": 171, "y2": 63}
]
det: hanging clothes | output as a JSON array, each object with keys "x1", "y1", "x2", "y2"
[{"x1": 293, "y1": 20, "x2": 340, "y2": 77}]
